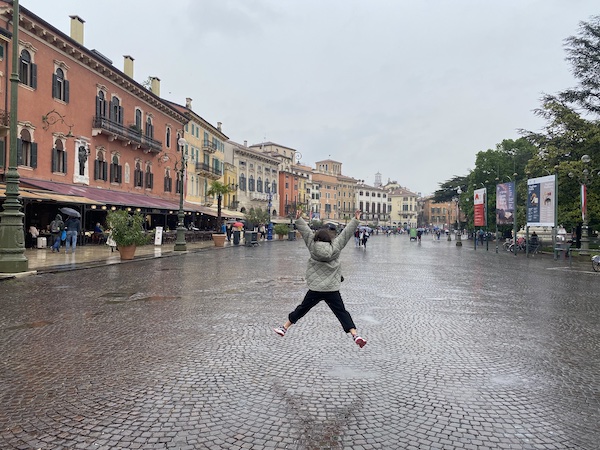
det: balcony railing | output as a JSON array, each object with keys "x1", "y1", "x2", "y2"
[
  {"x1": 195, "y1": 162, "x2": 222, "y2": 179},
  {"x1": 202, "y1": 140, "x2": 218, "y2": 153},
  {"x1": 92, "y1": 117, "x2": 162, "y2": 153}
]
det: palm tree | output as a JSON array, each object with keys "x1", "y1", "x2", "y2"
[{"x1": 207, "y1": 181, "x2": 232, "y2": 232}]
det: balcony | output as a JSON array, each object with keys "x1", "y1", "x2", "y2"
[
  {"x1": 195, "y1": 162, "x2": 222, "y2": 180},
  {"x1": 202, "y1": 140, "x2": 218, "y2": 154},
  {"x1": 250, "y1": 192, "x2": 270, "y2": 201},
  {"x1": 92, "y1": 117, "x2": 162, "y2": 153}
]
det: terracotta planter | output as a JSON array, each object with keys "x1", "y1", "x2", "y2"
[
  {"x1": 118, "y1": 244, "x2": 136, "y2": 260},
  {"x1": 212, "y1": 234, "x2": 227, "y2": 247}
]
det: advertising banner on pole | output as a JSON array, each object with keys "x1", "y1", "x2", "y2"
[
  {"x1": 473, "y1": 188, "x2": 486, "y2": 227},
  {"x1": 581, "y1": 184, "x2": 587, "y2": 223},
  {"x1": 526, "y1": 175, "x2": 556, "y2": 227},
  {"x1": 496, "y1": 182, "x2": 515, "y2": 225}
]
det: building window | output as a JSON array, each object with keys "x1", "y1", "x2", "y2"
[
  {"x1": 52, "y1": 68, "x2": 69, "y2": 102},
  {"x1": 94, "y1": 152, "x2": 108, "y2": 181},
  {"x1": 175, "y1": 171, "x2": 183, "y2": 194},
  {"x1": 265, "y1": 178, "x2": 270, "y2": 193},
  {"x1": 248, "y1": 175, "x2": 255, "y2": 192},
  {"x1": 18, "y1": 50, "x2": 37, "y2": 88},
  {"x1": 110, "y1": 155, "x2": 122, "y2": 183},
  {"x1": 166, "y1": 127, "x2": 171, "y2": 148},
  {"x1": 134, "y1": 162, "x2": 143, "y2": 187},
  {"x1": 96, "y1": 91, "x2": 107, "y2": 118},
  {"x1": 145, "y1": 164, "x2": 153, "y2": 189},
  {"x1": 145, "y1": 117, "x2": 154, "y2": 139},
  {"x1": 51, "y1": 139, "x2": 66, "y2": 173},
  {"x1": 164, "y1": 170, "x2": 172, "y2": 192},
  {"x1": 272, "y1": 181, "x2": 277, "y2": 194},
  {"x1": 257, "y1": 177, "x2": 263, "y2": 193},
  {"x1": 110, "y1": 96, "x2": 123, "y2": 124},
  {"x1": 135, "y1": 109, "x2": 142, "y2": 131},
  {"x1": 239, "y1": 173, "x2": 246, "y2": 191},
  {"x1": 17, "y1": 129, "x2": 37, "y2": 168}
]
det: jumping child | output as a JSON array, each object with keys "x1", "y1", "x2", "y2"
[{"x1": 273, "y1": 209, "x2": 367, "y2": 348}]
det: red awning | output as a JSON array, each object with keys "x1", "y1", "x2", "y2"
[{"x1": 21, "y1": 178, "x2": 181, "y2": 211}]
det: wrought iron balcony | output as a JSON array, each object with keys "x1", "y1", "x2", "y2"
[
  {"x1": 195, "y1": 162, "x2": 222, "y2": 180},
  {"x1": 92, "y1": 117, "x2": 162, "y2": 153},
  {"x1": 202, "y1": 140, "x2": 218, "y2": 154}
]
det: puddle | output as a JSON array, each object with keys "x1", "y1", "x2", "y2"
[{"x1": 6, "y1": 320, "x2": 53, "y2": 331}]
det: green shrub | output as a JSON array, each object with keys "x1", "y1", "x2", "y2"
[
  {"x1": 106, "y1": 210, "x2": 148, "y2": 246},
  {"x1": 274, "y1": 224, "x2": 290, "y2": 236}
]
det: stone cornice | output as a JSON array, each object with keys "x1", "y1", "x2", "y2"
[{"x1": 3, "y1": 6, "x2": 187, "y2": 125}]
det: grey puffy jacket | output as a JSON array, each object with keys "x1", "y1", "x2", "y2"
[{"x1": 296, "y1": 217, "x2": 359, "y2": 292}]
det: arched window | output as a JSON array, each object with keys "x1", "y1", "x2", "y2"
[
  {"x1": 94, "y1": 151, "x2": 108, "y2": 181},
  {"x1": 17, "y1": 129, "x2": 37, "y2": 168},
  {"x1": 166, "y1": 127, "x2": 171, "y2": 148},
  {"x1": 239, "y1": 173, "x2": 246, "y2": 191},
  {"x1": 248, "y1": 175, "x2": 255, "y2": 192},
  {"x1": 134, "y1": 161, "x2": 143, "y2": 187},
  {"x1": 164, "y1": 169, "x2": 172, "y2": 192},
  {"x1": 19, "y1": 50, "x2": 36, "y2": 88},
  {"x1": 110, "y1": 96, "x2": 123, "y2": 124},
  {"x1": 52, "y1": 139, "x2": 66, "y2": 173},
  {"x1": 265, "y1": 178, "x2": 270, "y2": 193},
  {"x1": 96, "y1": 91, "x2": 107, "y2": 118},
  {"x1": 272, "y1": 181, "x2": 277, "y2": 194},
  {"x1": 52, "y1": 68, "x2": 69, "y2": 102},
  {"x1": 145, "y1": 117, "x2": 154, "y2": 139},
  {"x1": 135, "y1": 109, "x2": 142, "y2": 131},
  {"x1": 145, "y1": 164, "x2": 153, "y2": 189},
  {"x1": 110, "y1": 155, "x2": 122, "y2": 183},
  {"x1": 257, "y1": 177, "x2": 263, "y2": 193}
]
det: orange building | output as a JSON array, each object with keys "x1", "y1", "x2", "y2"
[{"x1": 0, "y1": 5, "x2": 192, "y2": 233}]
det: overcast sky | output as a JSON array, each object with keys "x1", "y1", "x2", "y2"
[{"x1": 21, "y1": 0, "x2": 599, "y2": 196}]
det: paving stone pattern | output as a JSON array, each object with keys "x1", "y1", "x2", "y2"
[{"x1": 0, "y1": 235, "x2": 598, "y2": 449}]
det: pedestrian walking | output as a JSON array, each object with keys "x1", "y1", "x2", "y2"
[
  {"x1": 361, "y1": 229, "x2": 369, "y2": 249},
  {"x1": 64, "y1": 215, "x2": 81, "y2": 253},
  {"x1": 49, "y1": 214, "x2": 64, "y2": 253},
  {"x1": 273, "y1": 209, "x2": 367, "y2": 348},
  {"x1": 354, "y1": 228, "x2": 360, "y2": 247}
]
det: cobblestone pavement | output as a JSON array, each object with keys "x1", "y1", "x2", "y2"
[{"x1": 0, "y1": 234, "x2": 598, "y2": 449}]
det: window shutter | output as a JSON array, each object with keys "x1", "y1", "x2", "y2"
[
  {"x1": 51, "y1": 148, "x2": 57, "y2": 172},
  {"x1": 52, "y1": 74, "x2": 58, "y2": 98},
  {"x1": 63, "y1": 149, "x2": 68, "y2": 173},
  {"x1": 117, "y1": 165, "x2": 122, "y2": 183},
  {"x1": 95, "y1": 96, "x2": 101, "y2": 118},
  {"x1": 164, "y1": 176, "x2": 168, "y2": 192},
  {"x1": 31, "y1": 64, "x2": 37, "y2": 89},
  {"x1": 103, "y1": 161, "x2": 108, "y2": 181},
  {"x1": 0, "y1": 140, "x2": 4, "y2": 167},
  {"x1": 118, "y1": 106, "x2": 123, "y2": 124},
  {"x1": 64, "y1": 79, "x2": 70, "y2": 103},
  {"x1": 16, "y1": 139, "x2": 23, "y2": 165},
  {"x1": 31, "y1": 143, "x2": 38, "y2": 168},
  {"x1": 150, "y1": 173, "x2": 154, "y2": 189},
  {"x1": 110, "y1": 163, "x2": 114, "y2": 182},
  {"x1": 94, "y1": 160, "x2": 99, "y2": 180}
]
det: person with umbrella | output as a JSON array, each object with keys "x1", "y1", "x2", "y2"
[
  {"x1": 63, "y1": 209, "x2": 81, "y2": 253},
  {"x1": 273, "y1": 209, "x2": 367, "y2": 348}
]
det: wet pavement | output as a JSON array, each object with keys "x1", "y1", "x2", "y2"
[{"x1": 0, "y1": 235, "x2": 598, "y2": 449}]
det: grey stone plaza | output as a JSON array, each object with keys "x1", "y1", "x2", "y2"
[{"x1": 0, "y1": 234, "x2": 598, "y2": 449}]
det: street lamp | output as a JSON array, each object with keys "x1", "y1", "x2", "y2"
[
  {"x1": 174, "y1": 137, "x2": 188, "y2": 251},
  {"x1": 454, "y1": 187, "x2": 462, "y2": 247},
  {"x1": 569, "y1": 154, "x2": 598, "y2": 256},
  {"x1": 0, "y1": 0, "x2": 28, "y2": 273},
  {"x1": 267, "y1": 188, "x2": 273, "y2": 241}
]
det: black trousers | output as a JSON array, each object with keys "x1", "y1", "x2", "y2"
[{"x1": 288, "y1": 290, "x2": 356, "y2": 333}]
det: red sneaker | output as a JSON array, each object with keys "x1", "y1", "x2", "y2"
[{"x1": 354, "y1": 335, "x2": 367, "y2": 348}]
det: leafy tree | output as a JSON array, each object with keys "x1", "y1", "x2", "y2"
[
  {"x1": 244, "y1": 207, "x2": 269, "y2": 229},
  {"x1": 206, "y1": 181, "x2": 232, "y2": 231}
]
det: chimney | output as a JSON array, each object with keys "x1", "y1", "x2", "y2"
[
  {"x1": 243, "y1": 140, "x2": 247, "y2": 147},
  {"x1": 69, "y1": 15, "x2": 85, "y2": 45},
  {"x1": 217, "y1": 122, "x2": 222, "y2": 132},
  {"x1": 123, "y1": 55, "x2": 134, "y2": 78},
  {"x1": 185, "y1": 98, "x2": 192, "y2": 109},
  {"x1": 150, "y1": 76, "x2": 160, "y2": 96}
]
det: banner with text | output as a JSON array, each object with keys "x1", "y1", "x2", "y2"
[
  {"x1": 526, "y1": 175, "x2": 556, "y2": 227},
  {"x1": 473, "y1": 188, "x2": 487, "y2": 227},
  {"x1": 496, "y1": 182, "x2": 515, "y2": 225}
]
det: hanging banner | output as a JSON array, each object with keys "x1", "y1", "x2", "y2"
[
  {"x1": 473, "y1": 188, "x2": 486, "y2": 227},
  {"x1": 526, "y1": 175, "x2": 555, "y2": 227},
  {"x1": 496, "y1": 182, "x2": 515, "y2": 225}
]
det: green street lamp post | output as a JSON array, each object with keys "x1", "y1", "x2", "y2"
[
  {"x1": 174, "y1": 137, "x2": 188, "y2": 251},
  {"x1": 569, "y1": 154, "x2": 598, "y2": 256},
  {"x1": 454, "y1": 187, "x2": 462, "y2": 247},
  {"x1": 0, "y1": 0, "x2": 28, "y2": 273}
]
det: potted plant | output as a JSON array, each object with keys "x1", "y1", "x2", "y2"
[
  {"x1": 106, "y1": 210, "x2": 148, "y2": 260},
  {"x1": 207, "y1": 180, "x2": 232, "y2": 247},
  {"x1": 274, "y1": 224, "x2": 289, "y2": 240}
]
